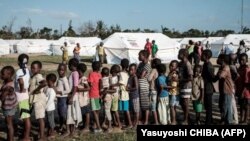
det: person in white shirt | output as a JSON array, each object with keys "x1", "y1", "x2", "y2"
[{"x1": 45, "y1": 73, "x2": 57, "y2": 139}]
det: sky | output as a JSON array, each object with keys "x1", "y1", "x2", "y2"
[{"x1": 0, "y1": 0, "x2": 249, "y2": 33}]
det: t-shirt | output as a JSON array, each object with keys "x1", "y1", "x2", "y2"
[
  {"x1": 98, "y1": 46, "x2": 104, "y2": 55},
  {"x1": 127, "y1": 75, "x2": 139, "y2": 99},
  {"x1": 45, "y1": 87, "x2": 56, "y2": 111},
  {"x1": 110, "y1": 76, "x2": 119, "y2": 97},
  {"x1": 148, "y1": 69, "x2": 158, "y2": 91},
  {"x1": 137, "y1": 62, "x2": 151, "y2": 79},
  {"x1": 88, "y1": 71, "x2": 102, "y2": 98},
  {"x1": 0, "y1": 81, "x2": 18, "y2": 110},
  {"x1": 156, "y1": 75, "x2": 169, "y2": 97},
  {"x1": 218, "y1": 65, "x2": 235, "y2": 95},
  {"x1": 202, "y1": 61, "x2": 215, "y2": 94},
  {"x1": 73, "y1": 46, "x2": 80, "y2": 54},
  {"x1": 102, "y1": 76, "x2": 110, "y2": 89},
  {"x1": 224, "y1": 44, "x2": 235, "y2": 55},
  {"x1": 69, "y1": 71, "x2": 79, "y2": 92},
  {"x1": 236, "y1": 65, "x2": 250, "y2": 99},
  {"x1": 78, "y1": 76, "x2": 90, "y2": 107},
  {"x1": 192, "y1": 76, "x2": 204, "y2": 101},
  {"x1": 15, "y1": 68, "x2": 30, "y2": 92},
  {"x1": 119, "y1": 72, "x2": 129, "y2": 101},
  {"x1": 168, "y1": 71, "x2": 178, "y2": 95},
  {"x1": 187, "y1": 45, "x2": 194, "y2": 54},
  {"x1": 29, "y1": 73, "x2": 46, "y2": 104},
  {"x1": 56, "y1": 76, "x2": 70, "y2": 98},
  {"x1": 179, "y1": 61, "x2": 193, "y2": 93},
  {"x1": 152, "y1": 44, "x2": 158, "y2": 56},
  {"x1": 145, "y1": 42, "x2": 152, "y2": 55}
]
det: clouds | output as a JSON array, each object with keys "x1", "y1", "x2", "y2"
[{"x1": 12, "y1": 8, "x2": 79, "y2": 20}]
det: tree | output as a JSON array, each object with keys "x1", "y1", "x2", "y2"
[
  {"x1": 17, "y1": 27, "x2": 33, "y2": 38},
  {"x1": 211, "y1": 30, "x2": 235, "y2": 37},
  {"x1": 52, "y1": 29, "x2": 60, "y2": 39},
  {"x1": 95, "y1": 20, "x2": 108, "y2": 39},
  {"x1": 39, "y1": 27, "x2": 52, "y2": 39},
  {"x1": 63, "y1": 20, "x2": 76, "y2": 37},
  {"x1": 242, "y1": 27, "x2": 250, "y2": 34},
  {"x1": 78, "y1": 21, "x2": 96, "y2": 37}
]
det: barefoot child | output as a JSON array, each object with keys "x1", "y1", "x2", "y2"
[
  {"x1": 77, "y1": 63, "x2": 91, "y2": 133},
  {"x1": 15, "y1": 54, "x2": 31, "y2": 141},
  {"x1": 128, "y1": 64, "x2": 140, "y2": 128},
  {"x1": 0, "y1": 66, "x2": 18, "y2": 141},
  {"x1": 192, "y1": 65, "x2": 204, "y2": 125},
  {"x1": 29, "y1": 61, "x2": 47, "y2": 140},
  {"x1": 168, "y1": 60, "x2": 179, "y2": 125},
  {"x1": 44, "y1": 73, "x2": 57, "y2": 139},
  {"x1": 56, "y1": 64, "x2": 70, "y2": 133}
]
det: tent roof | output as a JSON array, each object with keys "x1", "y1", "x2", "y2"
[
  {"x1": 212, "y1": 34, "x2": 250, "y2": 45},
  {"x1": 179, "y1": 37, "x2": 206, "y2": 45},
  {"x1": 16, "y1": 39, "x2": 50, "y2": 46},
  {"x1": 5, "y1": 40, "x2": 21, "y2": 45},
  {"x1": 202, "y1": 37, "x2": 224, "y2": 44},
  {"x1": 57, "y1": 37, "x2": 102, "y2": 47},
  {"x1": 103, "y1": 32, "x2": 180, "y2": 49},
  {"x1": 0, "y1": 39, "x2": 10, "y2": 46}
]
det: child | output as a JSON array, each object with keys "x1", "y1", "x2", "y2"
[
  {"x1": 156, "y1": 64, "x2": 170, "y2": 125},
  {"x1": 148, "y1": 58, "x2": 161, "y2": 125},
  {"x1": 119, "y1": 59, "x2": 133, "y2": 128},
  {"x1": 178, "y1": 49, "x2": 193, "y2": 125},
  {"x1": 128, "y1": 64, "x2": 140, "y2": 128},
  {"x1": 168, "y1": 60, "x2": 179, "y2": 125},
  {"x1": 0, "y1": 66, "x2": 18, "y2": 141},
  {"x1": 77, "y1": 63, "x2": 91, "y2": 133},
  {"x1": 64, "y1": 58, "x2": 82, "y2": 137},
  {"x1": 44, "y1": 73, "x2": 57, "y2": 139},
  {"x1": 216, "y1": 54, "x2": 234, "y2": 125},
  {"x1": 192, "y1": 65, "x2": 204, "y2": 125},
  {"x1": 110, "y1": 65, "x2": 122, "y2": 129},
  {"x1": 236, "y1": 53, "x2": 250, "y2": 124},
  {"x1": 29, "y1": 61, "x2": 47, "y2": 140},
  {"x1": 88, "y1": 61, "x2": 102, "y2": 133},
  {"x1": 56, "y1": 63, "x2": 70, "y2": 133},
  {"x1": 137, "y1": 50, "x2": 151, "y2": 125},
  {"x1": 100, "y1": 67, "x2": 113, "y2": 132},
  {"x1": 201, "y1": 49, "x2": 215, "y2": 125},
  {"x1": 15, "y1": 54, "x2": 31, "y2": 141}
]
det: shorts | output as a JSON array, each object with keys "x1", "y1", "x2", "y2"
[
  {"x1": 119, "y1": 100, "x2": 129, "y2": 111},
  {"x1": 91, "y1": 98, "x2": 101, "y2": 111},
  {"x1": 34, "y1": 101, "x2": 46, "y2": 119},
  {"x1": 111, "y1": 95, "x2": 119, "y2": 112},
  {"x1": 57, "y1": 97, "x2": 68, "y2": 120},
  {"x1": 47, "y1": 110, "x2": 55, "y2": 129},
  {"x1": 81, "y1": 105, "x2": 91, "y2": 115},
  {"x1": 169, "y1": 95, "x2": 180, "y2": 107},
  {"x1": 193, "y1": 100, "x2": 203, "y2": 113},
  {"x1": 150, "y1": 91, "x2": 157, "y2": 111},
  {"x1": 18, "y1": 99, "x2": 31, "y2": 119},
  {"x1": 130, "y1": 98, "x2": 140, "y2": 113},
  {"x1": 3, "y1": 108, "x2": 16, "y2": 117}
]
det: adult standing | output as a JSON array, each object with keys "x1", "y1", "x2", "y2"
[
  {"x1": 96, "y1": 42, "x2": 105, "y2": 65},
  {"x1": 237, "y1": 40, "x2": 250, "y2": 61},
  {"x1": 73, "y1": 43, "x2": 81, "y2": 62},
  {"x1": 151, "y1": 40, "x2": 158, "y2": 59},
  {"x1": 144, "y1": 38, "x2": 152, "y2": 61},
  {"x1": 61, "y1": 42, "x2": 69, "y2": 64},
  {"x1": 186, "y1": 40, "x2": 195, "y2": 64}
]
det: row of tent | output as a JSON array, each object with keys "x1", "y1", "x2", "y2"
[{"x1": 0, "y1": 33, "x2": 250, "y2": 64}]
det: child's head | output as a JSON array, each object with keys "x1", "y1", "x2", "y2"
[
  {"x1": 46, "y1": 73, "x2": 57, "y2": 87},
  {"x1": 18, "y1": 53, "x2": 29, "y2": 75},
  {"x1": 57, "y1": 63, "x2": 67, "y2": 78},
  {"x1": 129, "y1": 63, "x2": 137, "y2": 76},
  {"x1": 77, "y1": 63, "x2": 87, "y2": 78},
  {"x1": 151, "y1": 58, "x2": 161, "y2": 68},
  {"x1": 156, "y1": 64, "x2": 166, "y2": 75},
  {"x1": 101, "y1": 67, "x2": 110, "y2": 77},
  {"x1": 31, "y1": 61, "x2": 42, "y2": 75},
  {"x1": 193, "y1": 65, "x2": 202, "y2": 78},
  {"x1": 92, "y1": 61, "x2": 101, "y2": 72},
  {"x1": 169, "y1": 60, "x2": 178, "y2": 72},
  {"x1": 239, "y1": 53, "x2": 248, "y2": 66},
  {"x1": 68, "y1": 58, "x2": 79, "y2": 71},
  {"x1": 120, "y1": 59, "x2": 129, "y2": 71},
  {"x1": 138, "y1": 50, "x2": 149, "y2": 61},
  {"x1": 1, "y1": 66, "x2": 15, "y2": 81},
  {"x1": 201, "y1": 49, "x2": 212, "y2": 62},
  {"x1": 217, "y1": 54, "x2": 230, "y2": 65},
  {"x1": 178, "y1": 49, "x2": 189, "y2": 61},
  {"x1": 229, "y1": 53, "x2": 237, "y2": 65},
  {"x1": 110, "y1": 64, "x2": 121, "y2": 76}
]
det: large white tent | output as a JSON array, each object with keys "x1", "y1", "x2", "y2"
[
  {"x1": 5, "y1": 39, "x2": 20, "y2": 53},
  {"x1": 179, "y1": 37, "x2": 206, "y2": 48},
  {"x1": 0, "y1": 39, "x2": 10, "y2": 56},
  {"x1": 103, "y1": 32, "x2": 180, "y2": 64},
  {"x1": 16, "y1": 39, "x2": 50, "y2": 54},
  {"x1": 210, "y1": 34, "x2": 250, "y2": 57},
  {"x1": 50, "y1": 37, "x2": 101, "y2": 56}
]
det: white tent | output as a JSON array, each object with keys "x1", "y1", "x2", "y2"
[
  {"x1": 50, "y1": 37, "x2": 101, "y2": 56},
  {"x1": 179, "y1": 37, "x2": 206, "y2": 48},
  {"x1": 0, "y1": 39, "x2": 10, "y2": 56},
  {"x1": 172, "y1": 38, "x2": 183, "y2": 43},
  {"x1": 103, "y1": 32, "x2": 180, "y2": 64},
  {"x1": 5, "y1": 40, "x2": 20, "y2": 53},
  {"x1": 16, "y1": 39, "x2": 50, "y2": 54},
  {"x1": 210, "y1": 34, "x2": 250, "y2": 57}
]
